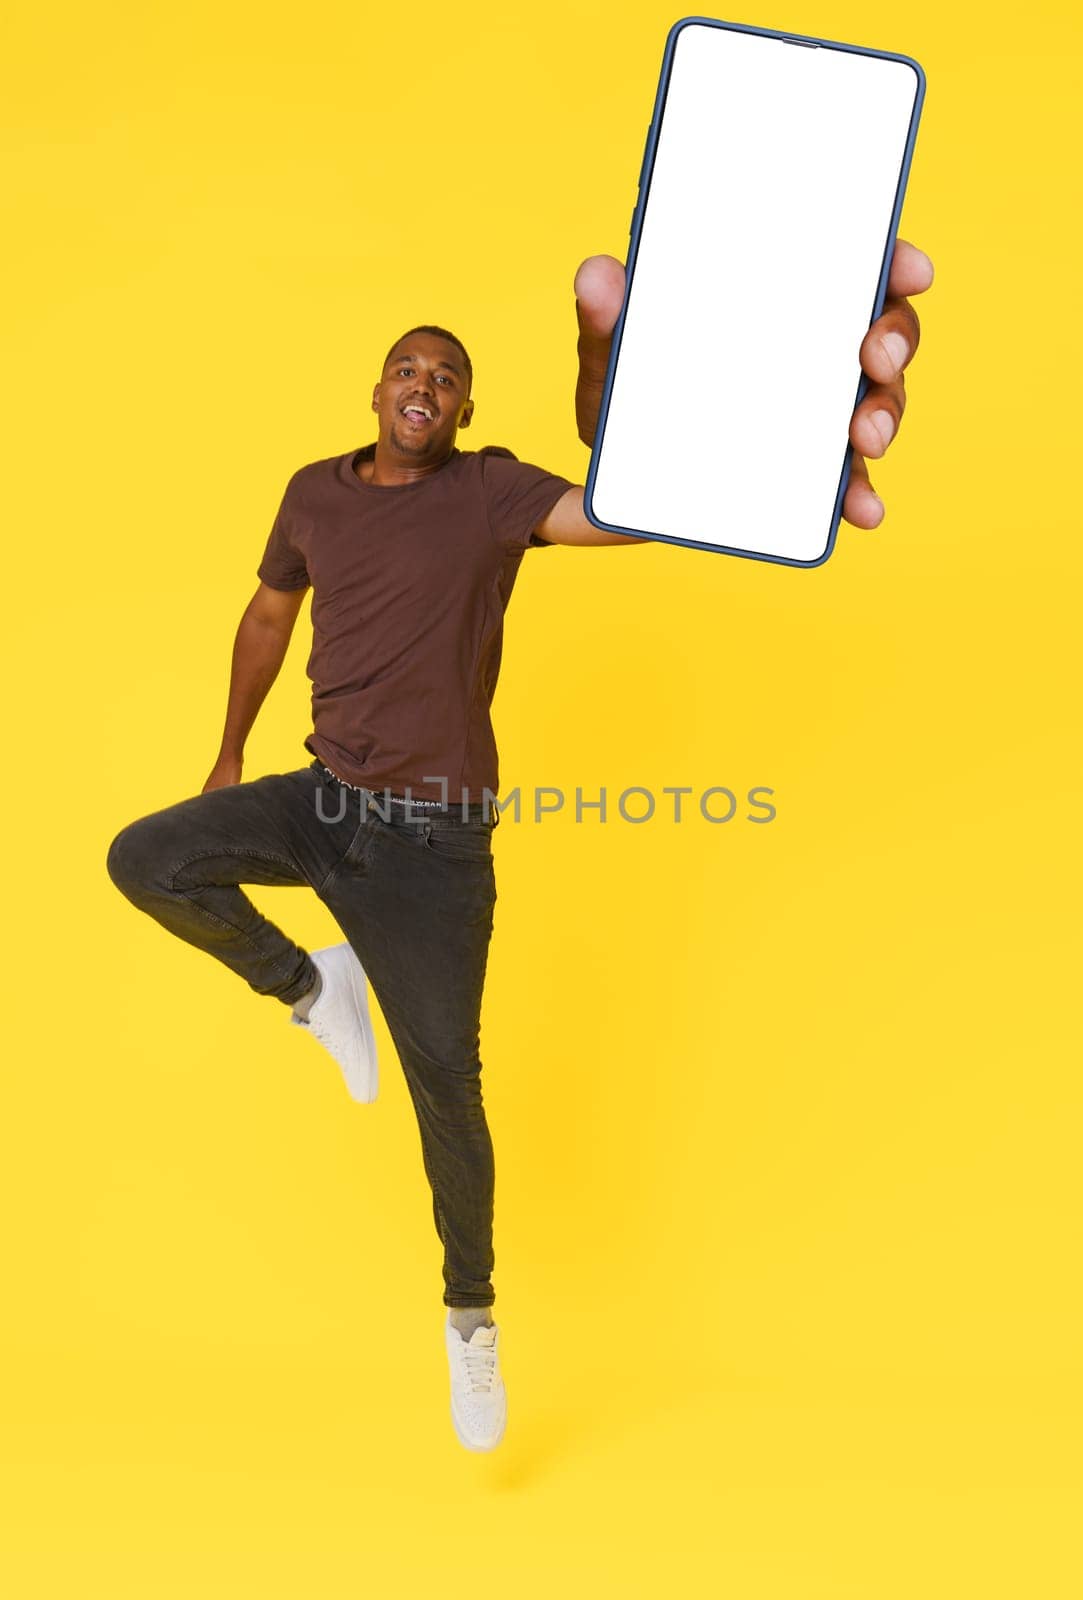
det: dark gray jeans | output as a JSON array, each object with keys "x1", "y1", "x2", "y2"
[{"x1": 105, "y1": 759, "x2": 500, "y2": 1308}]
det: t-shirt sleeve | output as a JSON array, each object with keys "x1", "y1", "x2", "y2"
[
  {"x1": 257, "y1": 474, "x2": 310, "y2": 591},
  {"x1": 479, "y1": 447, "x2": 577, "y2": 554}
]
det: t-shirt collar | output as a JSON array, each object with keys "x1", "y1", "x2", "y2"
[{"x1": 344, "y1": 442, "x2": 461, "y2": 493}]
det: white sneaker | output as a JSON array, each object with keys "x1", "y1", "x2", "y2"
[
  {"x1": 288, "y1": 943, "x2": 378, "y2": 1103},
  {"x1": 444, "y1": 1312, "x2": 507, "y2": 1452}
]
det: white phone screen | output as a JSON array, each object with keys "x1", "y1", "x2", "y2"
[{"x1": 586, "y1": 21, "x2": 924, "y2": 566}]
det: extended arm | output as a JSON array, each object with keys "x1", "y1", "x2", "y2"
[
  {"x1": 533, "y1": 485, "x2": 651, "y2": 547},
  {"x1": 203, "y1": 581, "x2": 308, "y2": 791}
]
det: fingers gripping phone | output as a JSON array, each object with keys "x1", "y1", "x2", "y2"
[{"x1": 583, "y1": 17, "x2": 926, "y2": 567}]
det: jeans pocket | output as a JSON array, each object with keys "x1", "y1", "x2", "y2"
[{"x1": 423, "y1": 818, "x2": 495, "y2": 864}]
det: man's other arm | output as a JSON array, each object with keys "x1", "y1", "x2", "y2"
[{"x1": 203, "y1": 581, "x2": 309, "y2": 792}]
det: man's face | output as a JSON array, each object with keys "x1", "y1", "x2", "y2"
[{"x1": 373, "y1": 334, "x2": 474, "y2": 458}]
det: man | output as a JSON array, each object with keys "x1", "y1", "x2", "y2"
[{"x1": 105, "y1": 243, "x2": 934, "y2": 1452}]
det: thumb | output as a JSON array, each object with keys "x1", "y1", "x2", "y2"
[{"x1": 574, "y1": 254, "x2": 627, "y2": 343}]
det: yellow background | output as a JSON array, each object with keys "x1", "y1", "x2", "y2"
[{"x1": 2, "y1": 0, "x2": 1080, "y2": 1593}]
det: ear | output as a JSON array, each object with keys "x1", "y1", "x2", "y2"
[
  {"x1": 460, "y1": 400, "x2": 475, "y2": 428},
  {"x1": 372, "y1": 383, "x2": 381, "y2": 413}
]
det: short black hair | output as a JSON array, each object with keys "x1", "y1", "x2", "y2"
[{"x1": 383, "y1": 324, "x2": 473, "y2": 395}]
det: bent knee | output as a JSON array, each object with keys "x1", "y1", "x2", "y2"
[{"x1": 106, "y1": 818, "x2": 170, "y2": 896}]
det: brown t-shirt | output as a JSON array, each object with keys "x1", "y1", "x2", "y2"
[{"x1": 257, "y1": 441, "x2": 576, "y2": 801}]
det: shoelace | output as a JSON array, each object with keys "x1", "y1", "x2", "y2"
[{"x1": 458, "y1": 1338, "x2": 498, "y2": 1394}]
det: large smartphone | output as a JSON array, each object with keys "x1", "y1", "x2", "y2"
[{"x1": 583, "y1": 17, "x2": 926, "y2": 567}]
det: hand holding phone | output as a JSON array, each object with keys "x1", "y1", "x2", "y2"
[{"x1": 579, "y1": 18, "x2": 930, "y2": 567}]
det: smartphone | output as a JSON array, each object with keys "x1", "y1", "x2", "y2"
[{"x1": 583, "y1": 17, "x2": 926, "y2": 567}]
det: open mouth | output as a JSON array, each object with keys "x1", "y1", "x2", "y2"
[{"x1": 401, "y1": 405, "x2": 435, "y2": 430}]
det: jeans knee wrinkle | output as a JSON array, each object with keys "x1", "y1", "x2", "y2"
[{"x1": 167, "y1": 845, "x2": 301, "y2": 892}]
